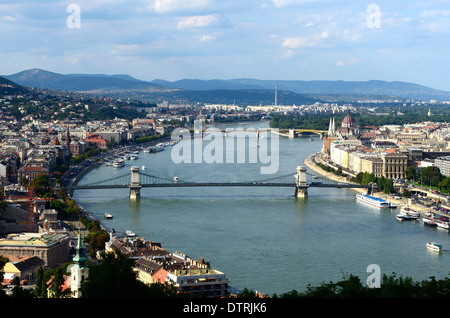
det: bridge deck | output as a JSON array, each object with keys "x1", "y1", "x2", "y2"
[
  {"x1": 63, "y1": 169, "x2": 370, "y2": 191},
  {"x1": 64, "y1": 182, "x2": 370, "y2": 190}
]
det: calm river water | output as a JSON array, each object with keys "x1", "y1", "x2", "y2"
[{"x1": 73, "y1": 122, "x2": 450, "y2": 296}]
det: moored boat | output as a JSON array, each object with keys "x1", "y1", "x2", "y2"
[
  {"x1": 426, "y1": 242, "x2": 443, "y2": 252},
  {"x1": 104, "y1": 212, "x2": 113, "y2": 219},
  {"x1": 396, "y1": 213, "x2": 417, "y2": 221},
  {"x1": 400, "y1": 207, "x2": 420, "y2": 219},
  {"x1": 423, "y1": 218, "x2": 437, "y2": 226},
  {"x1": 112, "y1": 159, "x2": 125, "y2": 168},
  {"x1": 423, "y1": 212, "x2": 437, "y2": 226},
  {"x1": 150, "y1": 146, "x2": 164, "y2": 153},
  {"x1": 434, "y1": 215, "x2": 450, "y2": 229},
  {"x1": 436, "y1": 220, "x2": 450, "y2": 229},
  {"x1": 356, "y1": 193, "x2": 390, "y2": 208}
]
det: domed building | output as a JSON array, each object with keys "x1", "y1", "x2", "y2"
[
  {"x1": 336, "y1": 110, "x2": 359, "y2": 139},
  {"x1": 341, "y1": 111, "x2": 356, "y2": 129}
]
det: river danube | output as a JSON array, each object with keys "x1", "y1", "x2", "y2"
[{"x1": 73, "y1": 122, "x2": 450, "y2": 296}]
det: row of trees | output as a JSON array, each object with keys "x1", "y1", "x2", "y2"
[
  {"x1": 351, "y1": 172, "x2": 394, "y2": 194},
  {"x1": 413, "y1": 166, "x2": 450, "y2": 193},
  {"x1": 314, "y1": 162, "x2": 395, "y2": 194},
  {"x1": 269, "y1": 105, "x2": 450, "y2": 131},
  {"x1": 316, "y1": 161, "x2": 450, "y2": 196}
]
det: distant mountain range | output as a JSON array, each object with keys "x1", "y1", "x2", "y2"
[
  {"x1": 152, "y1": 78, "x2": 450, "y2": 101},
  {"x1": 4, "y1": 68, "x2": 162, "y2": 93},
  {"x1": 3, "y1": 68, "x2": 450, "y2": 103}
]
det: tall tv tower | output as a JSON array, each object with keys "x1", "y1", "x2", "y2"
[{"x1": 275, "y1": 81, "x2": 278, "y2": 106}]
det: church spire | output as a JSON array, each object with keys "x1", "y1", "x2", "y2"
[
  {"x1": 73, "y1": 230, "x2": 86, "y2": 265},
  {"x1": 70, "y1": 230, "x2": 89, "y2": 298}
]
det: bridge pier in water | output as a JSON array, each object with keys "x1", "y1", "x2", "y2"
[
  {"x1": 295, "y1": 166, "x2": 308, "y2": 198},
  {"x1": 289, "y1": 129, "x2": 295, "y2": 139},
  {"x1": 129, "y1": 166, "x2": 142, "y2": 200}
]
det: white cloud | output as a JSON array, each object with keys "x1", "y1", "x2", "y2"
[
  {"x1": 154, "y1": 0, "x2": 210, "y2": 13},
  {"x1": 198, "y1": 34, "x2": 214, "y2": 42},
  {"x1": 110, "y1": 44, "x2": 140, "y2": 55},
  {"x1": 336, "y1": 58, "x2": 361, "y2": 67},
  {"x1": 3, "y1": 15, "x2": 16, "y2": 22},
  {"x1": 177, "y1": 14, "x2": 220, "y2": 29},
  {"x1": 282, "y1": 31, "x2": 329, "y2": 48},
  {"x1": 419, "y1": 9, "x2": 450, "y2": 18},
  {"x1": 339, "y1": 28, "x2": 362, "y2": 42},
  {"x1": 282, "y1": 37, "x2": 310, "y2": 48},
  {"x1": 272, "y1": 0, "x2": 325, "y2": 8}
]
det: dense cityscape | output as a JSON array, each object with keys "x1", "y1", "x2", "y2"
[{"x1": 1, "y1": 70, "x2": 450, "y2": 301}]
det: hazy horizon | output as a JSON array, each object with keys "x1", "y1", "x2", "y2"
[{"x1": 1, "y1": 1, "x2": 449, "y2": 90}]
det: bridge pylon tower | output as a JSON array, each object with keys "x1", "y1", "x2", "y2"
[
  {"x1": 295, "y1": 166, "x2": 308, "y2": 198},
  {"x1": 289, "y1": 129, "x2": 295, "y2": 139},
  {"x1": 129, "y1": 166, "x2": 142, "y2": 200}
]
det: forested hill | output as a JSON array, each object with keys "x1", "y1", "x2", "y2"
[{"x1": 0, "y1": 76, "x2": 27, "y2": 95}]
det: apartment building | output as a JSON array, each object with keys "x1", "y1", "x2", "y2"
[
  {"x1": 382, "y1": 153, "x2": 408, "y2": 180},
  {"x1": 0, "y1": 232, "x2": 70, "y2": 269},
  {"x1": 435, "y1": 156, "x2": 450, "y2": 177},
  {"x1": 361, "y1": 157, "x2": 384, "y2": 177}
]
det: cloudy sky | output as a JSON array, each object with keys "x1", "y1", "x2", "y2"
[{"x1": 1, "y1": 0, "x2": 450, "y2": 90}]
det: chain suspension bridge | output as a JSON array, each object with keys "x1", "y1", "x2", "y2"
[{"x1": 63, "y1": 166, "x2": 371, "y2": 199}]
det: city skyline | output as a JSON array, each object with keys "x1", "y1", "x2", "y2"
[{"x1": 1, "y1": 1, "x2": 449, "y2": 91}]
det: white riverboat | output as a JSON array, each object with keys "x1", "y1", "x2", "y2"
[
  {"x1": 104, "y1": 212, "x2": 113, "y2": 219},
  {"x1": 400, "y1": 207, "x2": 420, "y2": 219},
  {"x1": 356, "y1": 193, "x2": 390, "y2": 208},
  {"x1": 112, "y1": 159, "x2": 125, "y2": 168},
  {"x1": 426, "y1": 242, "x2": 443, "y2": 252},
  {"x1": 396, "y1": 214, "x2": 417, "y2": 221},
  {"x1": 436, "y1": 219, "x2": 450, "y2": 229}
]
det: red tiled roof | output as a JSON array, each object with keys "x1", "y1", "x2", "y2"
[{"x1": 152, "y1": 268, "x2": 168, "y2": 283}]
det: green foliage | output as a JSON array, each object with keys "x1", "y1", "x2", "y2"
[
  {"x1": 351, "y1": 172, "x2": 394, "y2": 194},
  {"x1": 33, "y1": 266, "x2": 45, "y2": 298},
  {"x1": 10, "y1": 286, "x2": 34, "y2": 298},
  {"x1": 135, "y1": 133, "x2": 168, "y2": 144},
  {"x1": 80, "y1": 251, "x2": 179, "y2": 298},
  {"x1": 0, "y1": 255, "x2": 9, "y2": 283},
  {"x1": 269, "y1": 105, "x2": 450, "y2": 131},
  {"x1": 29, "y1": 173, "x2": 52, "y2": 197},
  {"x1": 50, "y1": 197, "x2": 80, "y2": 220},
  {"x1": 405, "y1": 166, "x2": 417, "y2": 181},
  {"x1": 71, "y1": 145, "x2": 106, "y2": 164},
  {"x1": 274, "y1": 273, "x2": 450, "y2": 298}
]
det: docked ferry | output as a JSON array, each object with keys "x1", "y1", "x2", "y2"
[
  {"x1": 356, "y1": 193, "x2": 390, "y2": 208},
  {"x1": 400, "y1": 207, "x2": 420, "y2": 219},
  {"x1": 423, "y1": 212, "x2": 450, "y2": 229},
  {"x1": 112, "y1": 159, "x2": 125, "y2": 168}
]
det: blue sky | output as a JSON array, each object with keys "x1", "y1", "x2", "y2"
[{"x1": 1, "y1": 0, "x2": 450, "y2": 90}]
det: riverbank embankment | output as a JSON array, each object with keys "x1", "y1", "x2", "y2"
[{"x1": 303, "y1": 152, "x2": 429, "y2": 213}]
